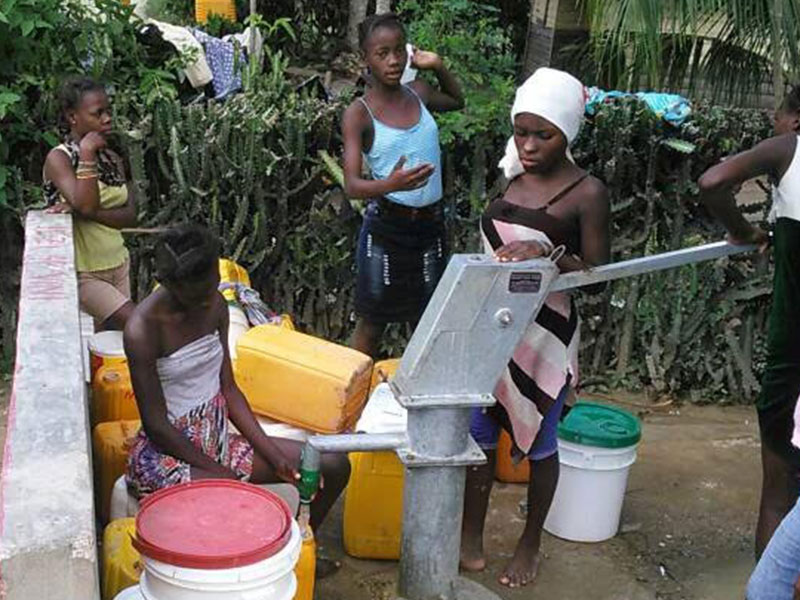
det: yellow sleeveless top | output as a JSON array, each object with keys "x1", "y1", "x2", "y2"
[
  {"x1": 73, "y1": 181, "x2": 129, "y2": 272},
  {"x1": 42, "y1": 143, "x2": 129, "y2": 273}
]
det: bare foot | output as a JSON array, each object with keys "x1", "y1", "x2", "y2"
[
  {"x1": 498, "y1": 542, "x2": 540, "y2": 588},
  {"x1": 459, "y1": 533, "x2": 486, "y2": 572}
]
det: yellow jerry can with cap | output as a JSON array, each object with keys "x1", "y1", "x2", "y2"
[
  {"x1": 344, "y1": 361, "x2": 406, "y2": 559},
  {"x1": 294, "y1": 524, "x2": 316, "y2": 600},
  {"x1": 93, "y1": 420, "x2": 141, "y2": 524},
  {"x1": 343, "y1": 451, "x2": 405, "y2": 559},
  {"x1": 218, "y1": 258, "x2": 250, "y2": 303},
  {"x1": 234, "y1": 326, "x2": 372, "y2": 433},
  {"x1": 92, "y1": 365, "x2": 139, "y2": 426},
  {"x1": 102, "y1": 518, "x2": 142, "y2": 600}
]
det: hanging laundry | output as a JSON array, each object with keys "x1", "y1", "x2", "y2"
[
  {"x1": 223, "y1": 26, "x2": 264, "y2": 69},
  {"x1": 145, "y1": 19, "x2": 213, "y2": 89},
  {"x1": 635, "y1": 92, "x2": 692, "y2": 125},
  {"x1": 192, "y1": 29, "x2": 245, "y2": 100},
  {"x1": 585, "y1": 87, "x2": 692, "y2": 126}
]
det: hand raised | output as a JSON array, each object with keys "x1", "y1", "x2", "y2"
[{"x1": 409, "y1": 48, "x2": 443, "y2": 71}]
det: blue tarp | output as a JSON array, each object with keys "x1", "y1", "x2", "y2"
[{"x1": 585, "y1": 87, "x2": 692, "y2": 126}]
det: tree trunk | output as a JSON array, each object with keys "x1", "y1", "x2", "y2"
[
  {"x1": 521, "y1": 0, "x2": 560, "y2": 80},
  {"x1": 772, "y1": 0, "x2": 784, "y2": 108},
  {"x1": 348, "y1": 0, "x2": 370, "y2": 50},
  {"x1": 376, "y1": 0, "x2": 392, "y2": 14}
]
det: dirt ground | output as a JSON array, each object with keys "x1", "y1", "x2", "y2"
[
  {"x1": 0, "y1": 380, "x2": 761, "y2": 599},
  {"x1": 315, "y1": 399, "x2": 761, "y2": 600}
]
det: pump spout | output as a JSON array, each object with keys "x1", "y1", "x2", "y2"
[{"x1": 306, "y1": 432, "x2": 407, "y2": 454}]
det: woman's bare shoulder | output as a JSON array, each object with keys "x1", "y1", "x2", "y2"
[
  {"x1": 572, "y1": 173, "x2": 609, "y2": 220},
  {"x1": 580, "y1": 173, "x2": 608, "y2": 197},
  {"x1": 123, "y1": 294, "x2": 165, "y2": 355},
  {"x1": 344, "y1": 96, "x2": 371, "y2": 121},
  {"x1": 44, "y1": 146, "x2": 72, "y2": 171}
]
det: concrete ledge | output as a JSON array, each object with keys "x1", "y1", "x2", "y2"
[{"x1": 0, "y1": 212, "x2": 99, "y2": 599}]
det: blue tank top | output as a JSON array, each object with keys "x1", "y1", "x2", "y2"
[{"x1": 359, "y1": 86, "x2": 443, "y2": 207}]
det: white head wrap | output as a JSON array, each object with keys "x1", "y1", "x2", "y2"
[{"x1": 498, "y1": 67, "x2": 587, "y2": 180}]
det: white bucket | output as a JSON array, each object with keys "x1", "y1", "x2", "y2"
[
  {"x1": 115, "y1": 586, "x2": 145, "y2": 599},
  {"x1": 88, "y1": 330, "x2": 126, "y2": 381},
  {"x1": 138, "y1": 520, "x2": 301, "y2": 600},
  {"x1": 543, "y1": 438, "x2": 638, "y2": 542},
  {"x1": 110, "y1": 475, "x2": 140, "y2": 520},
  {"x1": 227, "y1": 304, "x2": 249, "y2": 361}
]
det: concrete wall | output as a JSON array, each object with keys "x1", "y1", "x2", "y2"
[{"x1": 0, "y1": 212, "x2": 99, "y2": 599}]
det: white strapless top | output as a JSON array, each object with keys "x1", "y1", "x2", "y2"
[{"x1": 156, "y1": 331, "x2": 223, "y2": 420}]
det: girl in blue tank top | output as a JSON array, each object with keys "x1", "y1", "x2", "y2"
[{"x1": 342, "y1": 13, "x2": 463, "y2": 358}]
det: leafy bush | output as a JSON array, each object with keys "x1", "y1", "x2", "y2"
[
  {"x1": 120, "y1": 83, "x2": 342, "y2": 292},
  {"x1": 398, "y1": 0, "x2": 516, "y2": 146},
  {"x1": 0, "y1": 0, "x2": 204, "y2": 368},
  {"x1": 0, "y1": 0, "x2": 778, "y2": 403},
  {"x1": 126, "y1": 93, "x2": 772, "y2": 402},
  {"x1": 569, "y1": 100, "x2": 773, "y2": 400}
]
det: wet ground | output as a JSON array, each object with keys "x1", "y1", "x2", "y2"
[{"x1": 315, "y1": 399, "x2": 760, "y2": 600}]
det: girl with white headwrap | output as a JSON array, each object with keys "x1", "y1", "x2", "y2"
[{"x1": 461, "y1": 68, "x2": 610, "y2": 588}]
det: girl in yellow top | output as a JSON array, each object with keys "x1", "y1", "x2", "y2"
[{"x1": 44, "y1": 78, "x2": 137, "y2": 330}]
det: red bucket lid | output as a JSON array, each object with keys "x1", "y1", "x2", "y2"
[{"x1": 133, "y1": 480, "x2": 293, "y2": 569}]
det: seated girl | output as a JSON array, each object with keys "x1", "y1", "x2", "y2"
[{"x1": 124, "y1": 224, "x2": 350, "y2": 530}]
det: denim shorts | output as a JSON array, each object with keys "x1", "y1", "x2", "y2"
[
  {"x1": 747, "y1": 497, "x2": 800, "y2": 600},
  {"x1": 470, "y1": 385, "x2": 568, "y2": 462},
  {"x1": 355, "y1": 200, "x2": 447, "y2": 324}
]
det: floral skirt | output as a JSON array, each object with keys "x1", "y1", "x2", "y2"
[{"x1": 126, "y1": 391, "x2": 254, "y2": 499}]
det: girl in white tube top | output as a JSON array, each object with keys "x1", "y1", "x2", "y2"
[{"x1": 124, "y1": 224, "x2": 350, "y2": 531}]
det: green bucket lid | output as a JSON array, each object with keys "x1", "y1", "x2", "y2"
[{"x1": 557, "y1": 402, "x2": 641, "y2": 449}]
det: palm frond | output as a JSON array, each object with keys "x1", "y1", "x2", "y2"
[{"x1": 579, "y1": 0, "x2": 798, "y2": 104}]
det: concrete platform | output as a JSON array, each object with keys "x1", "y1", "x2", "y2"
[{"x1": 0, "y1": 212, "x2": 99, "y2": 599}]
